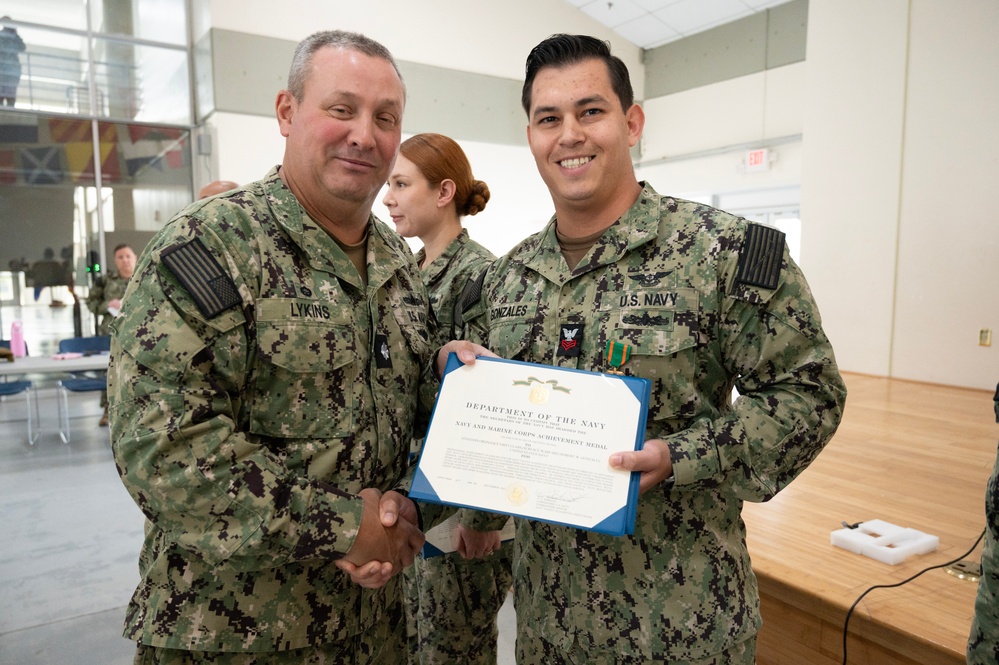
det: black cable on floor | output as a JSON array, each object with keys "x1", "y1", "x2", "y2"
[{"x1": 841, "y1": 528, "x2": 986, "y2": 665}]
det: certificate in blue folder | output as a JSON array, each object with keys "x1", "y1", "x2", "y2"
[{"x1": 411, "y1": 354, "x2": 651, "y2": 537}]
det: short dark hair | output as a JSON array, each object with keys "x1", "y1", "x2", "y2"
[
  {"x1": 287, "y1": 30, "x2": 404, "y2": 102},
  {"x1": 112, "y1": 243, "x2": 133, "y2": 254},
  {"x1": 521, "y1": 34, "x2": 634, "y2": 114}
]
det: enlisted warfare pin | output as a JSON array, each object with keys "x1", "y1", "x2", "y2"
[{"x1": 374, "y1": 334, "x2": 392, "y2": 368}]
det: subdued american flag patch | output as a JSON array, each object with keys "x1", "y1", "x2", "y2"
[
  {"x1": 452, "y1": 268, "x2": 488, "y2": 338},
  {"x1": 161, "y1": 238, "x2": 241, "y2": 318},
  {"x1": 736, "y1": 223, "x2": 785, "y2": 290}
]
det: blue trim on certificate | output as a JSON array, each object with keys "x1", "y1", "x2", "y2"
[
  {"x1": 411, "y1": 353, "x2": 651, "y2": 537},
  {"x1": 421, "y1": 541, "x2": 447, "y2": 558}
]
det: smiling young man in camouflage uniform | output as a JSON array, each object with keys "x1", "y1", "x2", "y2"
[
  {"x1": 108, "y1": 31, "x2": 434, "y2": 664},
  {"x1": 439, "y1": 34, "x2": 847, "y2": 664}
]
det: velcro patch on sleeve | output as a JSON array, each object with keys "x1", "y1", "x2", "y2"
[
  {"x1": 736, "y1": 223, "x2": 785, "y2": 290},
  {"x1": 161, "y1": 238, "x2": 241, "y2": 318},
  {"x1": 457, "y1": 269, "x2": 487, "y2": 317},
  {"x1": 451, "y1": 268, "x2": 488, "y2": 337}
]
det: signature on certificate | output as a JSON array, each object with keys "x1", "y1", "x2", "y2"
[{"x1": 540, "y1": 490, "x2": 588, "y2": 503}]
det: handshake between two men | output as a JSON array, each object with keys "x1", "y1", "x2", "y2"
[{"x1": 335, "y1": 339, "x2": 675, "y2": 589}]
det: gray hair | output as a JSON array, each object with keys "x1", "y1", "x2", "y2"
[{"x1": 287, "y1": 30, "x2": 404, "y2": 101}]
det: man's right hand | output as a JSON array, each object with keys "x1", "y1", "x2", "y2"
[{"x1": 336, "y1": 488, "x2": 423, "y2": 588}]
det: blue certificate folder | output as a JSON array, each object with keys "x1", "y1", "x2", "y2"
[{"x1": 410, "y1": 354, "x2": 651, "y2": 537}]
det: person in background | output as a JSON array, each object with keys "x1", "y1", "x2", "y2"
[
  {"x1": 108, "y1": 30, "x2": 434, "y2": 663},
  {"x1": 439, "y1": 34, "x2": 847, "y2": 663},
  {"x1": 383, "y1": 132, "x2": 512, "y2": 664},
  {"x1": 0, "y1": 16, "x2": 25, "y2": 107},
  {"x1": 198, "y1": 179, "x2": 240, "y2": 199},
  {"x1": 967, "y1": 383, "x2": 999, "y2": 664},
  {"x1": 85, "y1": 243, "x2": 135, "y2": 426},
  {"x1": 29, "y1": 247, "x2": 64, "y2": 304},
  {"x1": 86, "y1": 243, "x2": 136, "y2": 337}
]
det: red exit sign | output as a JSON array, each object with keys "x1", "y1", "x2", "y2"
[{"x1": 745, "y1": 148, "x2": 770, "y2": 172}]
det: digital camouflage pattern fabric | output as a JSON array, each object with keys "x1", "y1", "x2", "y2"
[
  {"x1": 967, "y1": 386, "x2": 999, "y2": 664},
  {"x1": 133, "y1": 601, "x2": 404, "y2": 665},
  {"x1": 86, "y1": 270, "x2": 131, "y2": 335},
  {"x1": 108, "y1": 167, "x2": 435, "y2": 655},
  {"x1": 460, "y1": 183, "x2": 847, "y2": 661},
  {"x1": 406, "y1": 230, "x2": 514, "y2": 664},
  {"x1": 409, "y1": 544, "x2": 514, "y2": 665},
  {"x1": 416, "y1": 228, "x2": 493, "y2": 343}
]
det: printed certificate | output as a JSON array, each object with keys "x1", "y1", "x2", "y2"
[
  {"x1": 421, "y1": 513, "x2": 515, "y2": 558},
  {"x1": 410, "y1": 355, "x2": 651, "y2": 536}
]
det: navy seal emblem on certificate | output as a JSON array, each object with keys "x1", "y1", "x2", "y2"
[{"x1": 410, "y1": 354, "x2": 651, "y2": 536}]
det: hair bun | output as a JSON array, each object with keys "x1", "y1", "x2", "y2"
[{"x1": 464, "y1": 180, "x2": 491, "y2": 216}]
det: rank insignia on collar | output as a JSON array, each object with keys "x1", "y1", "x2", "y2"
[
  {"x1": 556, "y1": 323, "x2": 583, "y2": 357},
  {"x1": 374, "y1": 334, "x2": 392, "y2": 369},
  {"x1": 605, "y1": 340, "x2": 632, "y2": 374}
]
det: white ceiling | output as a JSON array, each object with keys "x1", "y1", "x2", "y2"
[
  {"x1": 9, "y1": 0, "x2": 796, "y2": 55},
  {"x1": 564, "y1": 0, "x2": 794, "y2": 49}
]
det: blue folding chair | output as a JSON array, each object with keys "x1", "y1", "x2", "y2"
[
  {"x1": 56, "y1": 336, "x2": 110, "y2": 443},
  {"x1": 0, "y1": 341, "x2": 40, "y2": 445}
]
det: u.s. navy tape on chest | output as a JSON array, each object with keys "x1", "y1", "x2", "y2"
[
  {"x1": 161, "y1": 238, "x2": 242, "y2": 318},
  {"x1": 736, "y1": 223, "x2": 785, "y2": 290}
]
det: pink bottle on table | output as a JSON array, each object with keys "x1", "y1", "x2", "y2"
[{"x1": 9, "y1": 320, "x2": 26, "y2": 357}]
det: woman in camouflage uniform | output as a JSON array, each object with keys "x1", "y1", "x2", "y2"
[{"x1": 384, "y1": 133, "x2": 513, "y2": 664}]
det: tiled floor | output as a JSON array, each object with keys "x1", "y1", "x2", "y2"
[
  {"x1": 0, "y1": 302, "x2": 515, "y2": 665},
  {"x1": 0, "y1": 302, "x2": 142, "y2": 664}
]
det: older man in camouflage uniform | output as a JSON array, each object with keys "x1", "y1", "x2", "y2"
[
  {"x1": 442, "y1": 34, "x2": 847, "y2": 663},
  {"x1": 86, "y1": 242, "x2": 136, "y2": 425},
  {"x1": 86, "y1": 243, "x2": 136, "y2": 336},
  {"x1": 109, "y1": 31, "x2": 433, "y2": 664},
  {"x1": 968, "y1": 384, "x2": 999, "y2": 664}
]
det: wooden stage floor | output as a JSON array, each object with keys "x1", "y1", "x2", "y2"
[{"x1": 744, "y1": 372, "x2": 998, "y2": 664}]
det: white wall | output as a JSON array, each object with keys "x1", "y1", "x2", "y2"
[
  {"x1": 636, "y1": 62, "x2": 805, "y2": 217},
  {"x1": 799, "y1": 0, "x2": 909, "y2": 379},
  {"x1": 641, "y1": 62, "x2": 805, "y2": 161},
  {"x1": 636, "y1": 140, "x2": 803, "y2": 203},
  {"x1": 207, "y1": 0, "x2": 642, "y2": 99},
  {"x1": 208, "y1": 112, "x2": 285, "y2": 187},
  {"x1": 802, "y1": 0, "x2": 999, "y2": 389},
  {"x1": 889, "y1": 0, "x2": 999, "y2": 387}
]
